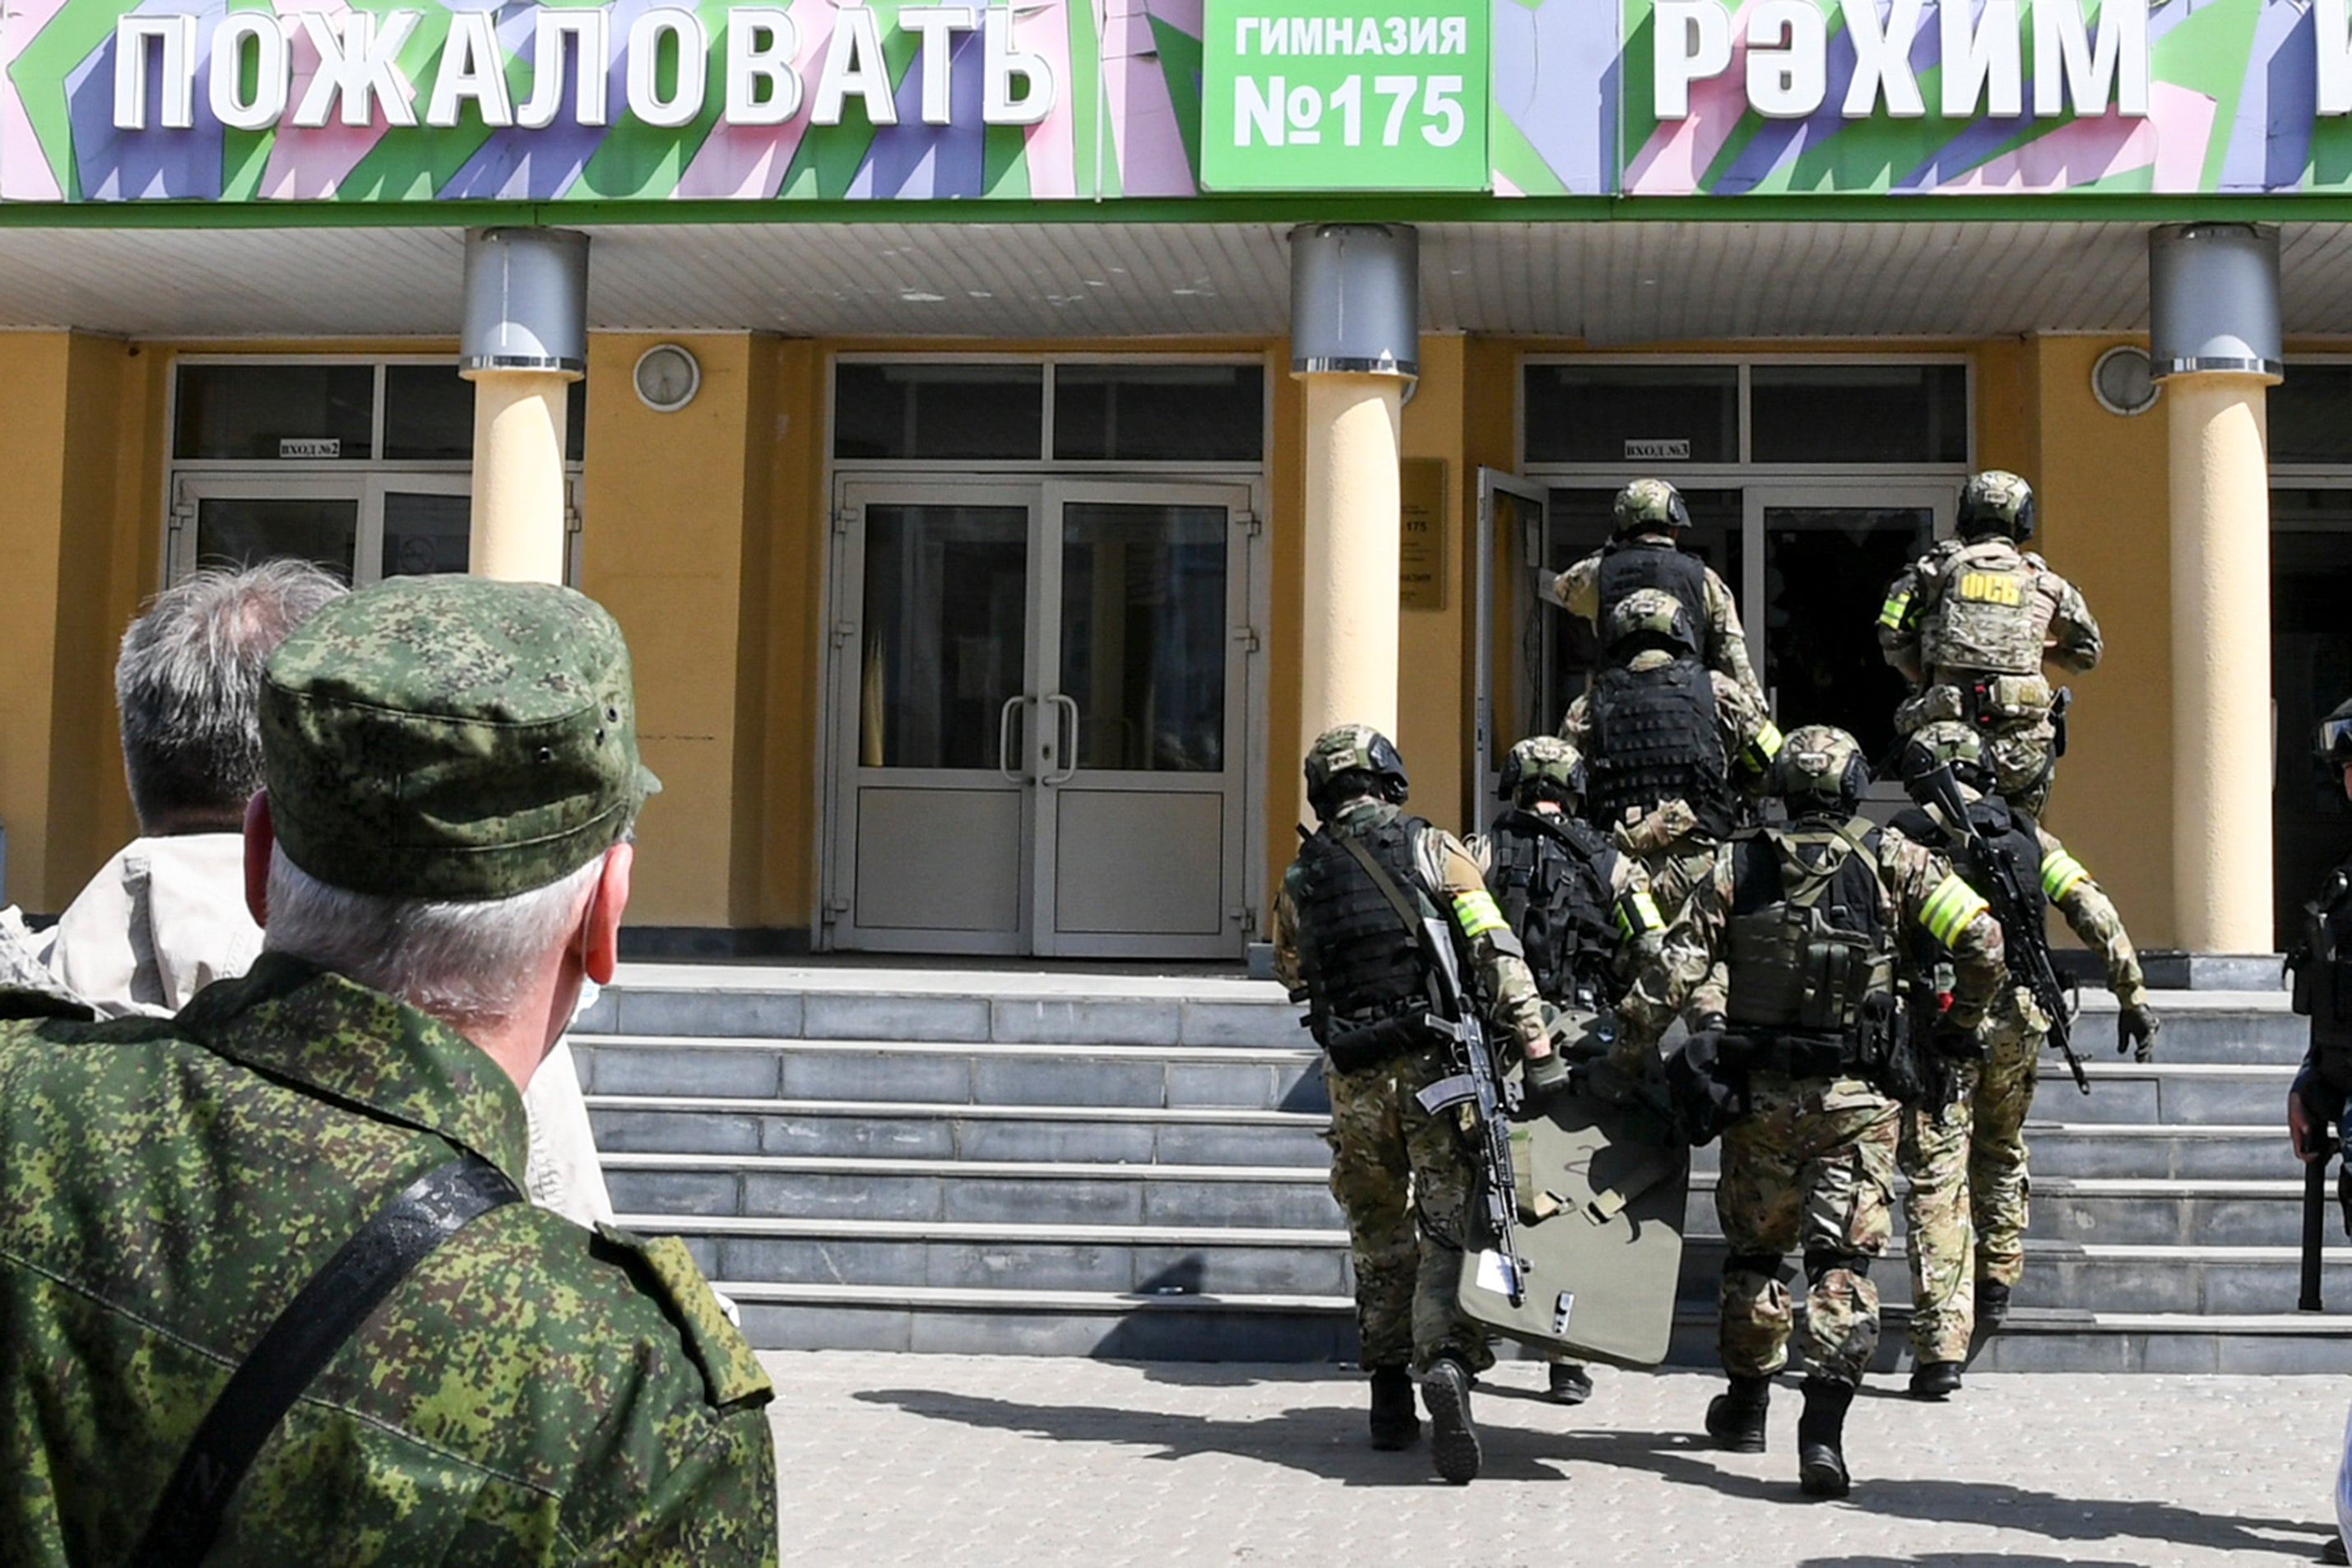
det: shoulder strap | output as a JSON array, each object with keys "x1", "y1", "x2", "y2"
[{"x1": 135, "y1": 1153, "x2": 521, "y2": 1568}]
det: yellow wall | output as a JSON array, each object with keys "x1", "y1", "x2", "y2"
[
  {"x1": 1399, "y1": 335, "x2": 1469, "y2": 837},
  {"x1": 2023, "y1": 336, "x2": 2178, "y2": 947}
]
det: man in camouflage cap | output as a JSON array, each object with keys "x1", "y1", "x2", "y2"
[
  {"x1": 1890, "y1": 721, "x2": 2157, "y2": 1397},
  {"x1": 1274, "y1": 724, "x2": 1559, "y2": 1485},
  {"x1": 1879, "y1": 470, "x2": 2102, "y2": 810},
  {"x1": 0, "y1": 576, "x2": 777, "y2": 1566},
  {"x1": 1542, "y1": 479, "x2": 1766, "y2": 707}
]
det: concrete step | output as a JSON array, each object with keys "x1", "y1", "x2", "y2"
[
  {"x1": 1685, "y1": 1173, "x2": 2316, "y2": 1247},
  {"x1": 574, "y1": 1036, "x2": 1329, "y2": 1114},
  {"x1": 589, "y1": 1096, "x2": 1329, "y2": 1167},
  {"x1": 2068, "y1": 990, "x2": 2300, "y2": 1065}
]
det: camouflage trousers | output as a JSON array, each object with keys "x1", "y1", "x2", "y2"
[
  {"x1": 1895, "y1": 685, "x2": 2057, "y2": 802},
  {"x1": 1900, "y1": 990, "x2": 2045, "y2": 1360},
  {"x1": 1626, "y1": 836, "x2": 1719, "y2": 931},
  {"x1": 1323, "y1": 1041, "x2": 1493, "y2": 1374},
  {"x1": 1716, "y1": 1071, "x2": 1900, "y2": 1387}
]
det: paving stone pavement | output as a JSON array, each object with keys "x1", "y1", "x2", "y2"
[{"x1": 760, "y1": 1352, "x2": 2347, "y2": 1567}]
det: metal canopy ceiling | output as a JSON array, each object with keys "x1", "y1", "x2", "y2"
[{"x1": 4, "y1": 220, "x2": 2352, "y2": 344}]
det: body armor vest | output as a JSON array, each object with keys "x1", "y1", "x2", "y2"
[
  {"x1": 1586, "y1": 657, "x2": 1733, "y2": 837},
  {"x1": 2295, "y1": 860, "x2": 2352, "y2": 1079},
  {"x1": 1723, "y1": 818, "x2": 1894, "y2": 1043},
  {"x1": 1921, "y1": 539, "x2": 2046, "y2": 679},
  {"x1": 1485, "y1": 810, "x2": 1617, "y2": 1006},
  {"x1": 1598, "y1": 539, "x2": 1709, "y2": 640},
  {"x1": 1887, "y1": 798, "x2": 2045, "y2": 958},
  {"x1": 1292, "y1": 814, "x2": 1438, "y2": 1038}
]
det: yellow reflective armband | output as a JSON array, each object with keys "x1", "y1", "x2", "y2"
[
  {"x1": 1918, "y1": 874, "x2": 1991, "y2": 947},
  {"x1": 1878, "y1": 589, "x2": 1912, "y2": 630},
  {"x1": 2040, "y1": 850, "x2": 2090, "y2": 901},
  {"x1": 1451, "y1": 889, "x2": 1508, "y2": 939},
  {"x1": 1614, "y1": 889, "x2": 1664, "y2": 938},
  {"x1": 1747, "y1": 720, "x2": 1784, "y2": 766}
]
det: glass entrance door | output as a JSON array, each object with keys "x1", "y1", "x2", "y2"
[
  {"x1": 2272, "y1": 493, "x2": 2352, "y2": 945},
  {"x1": 1746, "y1": 485, "x2": 1947, "y2": 774},
  {"x1": 827, "y1": 480, "x2": 1255, "y2": 957}
]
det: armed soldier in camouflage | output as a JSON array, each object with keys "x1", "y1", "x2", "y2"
[
  {"x1": 1879, "y1": 470, "x2": 2101, "y2": 805},
  {"x1": 1273, "y1": 725, "x2": 1556, "y2": 1486},
  {"x1": 1891, "y1": 721, "x2": 2159, "y2": 1397},
  {"x1": 1561, "y1": 588, "x2": 1780, "y2": 923},
  {"x1": 1465, "y1": 734, "x2": 1672, "y2": 1405},
  {"x1": 1543, "y1": 478, "x2": 1766, "y2": 707},
  {"x1": 0, "y1": 577, "x2": 777, "y2": 1566},
  {"x1": 1632, "y1": 726, "x2": 2003, "y2": 1498}
]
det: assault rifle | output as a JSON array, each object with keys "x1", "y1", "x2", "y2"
[
  {"x1": 1900, "y1": 748, "x2": 2089, "y2": 1096},
  {"x1": 1408, "y1": 912, "x2": 1529, "y2": 1310}
]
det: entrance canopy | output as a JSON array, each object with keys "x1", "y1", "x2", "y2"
[{"x1": 9, "y1": 219, "x2": 2352, "y2": 341}]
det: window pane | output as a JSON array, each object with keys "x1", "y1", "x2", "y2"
[
  {"x1": 1524, "y1": 364, "x2": 1738, "y2": 465},
  {"x1": 1761, "y1": 505, "x2": 1934, "y2": 763},
  {"x1": 1538, "y1": 487, "x2": 1742, "y2": 726},
  {"x1": 383, "y1": 490, "x2": 471, "y2": 578},
  {"x1": 1750, "y1": 364, "x2": 1968, "y2": 464},
  {"x1": 1059, "y1": 503, "x2": 1227, "y2": 771},
  {"x1": 193, "y1": 497, "x2": 358, "y2": 581},
  {"x1": 381, "y1": 364, "x2": 588, "y2": 462},
  {"x1": 174, "y1": 364, "x2": 373, "y2": 460},
  {"x1": 835, "y1": 364, "x2": 1044, "y2": 460},
  {"x1": 2272, "y1": 367, "x2": 2352, "y2": 465},
  {"x1": 858, "y1": 504, "x2": 1030, "y2": 768},
  {"x1": 1054, "y1": 365, "x2": 1264, "y2": 462}
]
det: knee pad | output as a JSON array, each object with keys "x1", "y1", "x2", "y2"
[
  {"x1": 1804, "y1": 1248, "x2": 1869, "y2": 1286},
  {"x1": 1724, "y1": 1251, "x2": 1784, "y2": 1280}
]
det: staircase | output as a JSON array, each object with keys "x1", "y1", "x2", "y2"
[{"x1": 575, "y1": 966, "x2": 2352, "y2": 1371}]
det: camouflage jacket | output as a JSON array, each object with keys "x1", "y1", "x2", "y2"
[
  {"x1": 0, "y1": 955, "x2": 777, "y2": 1567},
  {"x1": 1273, "y1": 799, "x2": 1550, "y2": 1055},
  {"x1": 1543, "y1": 537, "x2": 1767, "y2": 707},
  {"x1": 1637, "y1": 818, "x2": 2006, "y2": 1034},
  {"x1": 2034, "y1": 823, "x2": 2149, "y2": 1010},
  {"x1": 1878, "y1": 536, "x2": 2102, "y2": 688}
]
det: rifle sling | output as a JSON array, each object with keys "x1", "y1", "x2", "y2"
[
  {"x1": 134, "y1": 1153, "x2": 521, "y2": 1567},
  {"x1": 1337, "y1": 831, "x2": 1434, "y2": 946}
]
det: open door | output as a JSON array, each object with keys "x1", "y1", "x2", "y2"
[{"x1": 1475, "y1": 469, "x2": 1551, "y2": 817}]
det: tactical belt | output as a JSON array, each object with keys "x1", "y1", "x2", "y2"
[
  {"x1": 1721, "y1": 1029, "x2": 1863, "y2": 1081},
  {"x1": 1322, "y1": 1009, "x2": 1434, "y2": 1073},
  {"x1": 134, "y1": 1153, "x2": 521, "y2": 1567}
]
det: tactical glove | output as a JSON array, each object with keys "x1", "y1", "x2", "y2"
[
  {"x1": 1929, "y1": 1013, "x2": 1981, "y2": 1060},
  {"x1": 2117, "y1": 1003, "x2": 2160, "y2": 1063},
  {"x1": 1524, "y1": 1050, "x2": 1572, "y2": 1106}
]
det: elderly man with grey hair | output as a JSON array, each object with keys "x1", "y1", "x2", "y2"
[{"x1": 18, "y1": 561, "x2": 615, "y2": 1230}]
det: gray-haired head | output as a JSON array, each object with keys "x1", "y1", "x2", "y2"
[{"x1": 116, "y1": 560, "x2": 346, "y2": 833}]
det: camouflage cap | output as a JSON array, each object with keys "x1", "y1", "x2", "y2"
[
  {"x1": 259, "y1": 576, "x2": 660, "y2": 902},
  {"x1": 1958, "y1": 469, "x2": 2035, "y2": 540},
  {"x1": 1612, "y1": 478, "x2": 1690, "y2": 536}
]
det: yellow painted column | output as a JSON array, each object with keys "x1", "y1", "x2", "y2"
[
  {"x1": 461, "y1": 227, "x2": 588, "y2": 588},
  {"x1": 1299, "y1": 373, "x2": 1405, "y2": 740},
  {"x1": 2166, "y1": 371, "x2": 2276, "y2": 952},
  {"x1": 468, "y1": 370, "x2": 572, "y2": 584},
  {"x1": 2149, "y1": 221, "x2": 2282, "y2": 955}
]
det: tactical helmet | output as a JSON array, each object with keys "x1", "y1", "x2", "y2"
[
  {"x1": 1988, "y1": 733, "x2": 2055, "y2": 819},
  {"x1": 1305, "y1": 723, "x2": 1409, "y2": 815},
  {"x1": 1773, "y1": 724, "x2": 1872, "y2": 814},
  {"x1": 2319, "y1": 695, "x2": 2352, "y2": 768},
  {"x1": 1957, "y1": 470, "x2": 2036, "y2": 543},
  {"x1": 1900, "y1": 721, "x2": 1994, "y2": 792},
  {"x1": 1612, "y1": 478, "x2": 1691, "y2": 539},
  {"x1": 1499, "y1": 735, "x2": 1587, "y2": 809},
  {"x1": 1604, "y1": 587, "x2": 1701, "y2": 657}
]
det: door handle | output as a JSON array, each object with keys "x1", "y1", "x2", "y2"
[
  {"x1": 1044, "y1": 694, "x2": 1079, "y2": 786},
  {"x1": 999, "y1": 694, "x2": 1028, "y2": 782}
]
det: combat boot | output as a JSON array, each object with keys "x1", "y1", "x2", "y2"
[
  {"x1": 1546, "y1": 1362, "x2": 1594, "y2": 1405},
  {"x1": 1796, "y1": 1376, "x2": 1855, "y2": 1499},
  {"x1": 1367, "y1": 1365, "x2": 1419, "y2": 1450},
  {"x1": 1422, "y1": 1356, "x2": 1482, "y2": 1485},
  {"x1": 1907, "y1": 1360, "x2": 1963, "y2": 1400},
  {"x1": 1704, "y1": 1374, "x2": 1771, "y2": 1453},
  {"x1": 1975, "y1": 1278, "x2": 2011, "y2": 1331}
]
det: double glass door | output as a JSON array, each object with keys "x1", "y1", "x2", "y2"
[{"x1": 827, "y1": 479, "x2": 1257, "y2": 957}]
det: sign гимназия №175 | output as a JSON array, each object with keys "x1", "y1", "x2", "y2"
[{"x1": 1199, "y1": 0, "x2": 1490, "y2": 191}]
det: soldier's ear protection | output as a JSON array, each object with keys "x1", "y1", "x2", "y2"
[
  {"x1": 2322, "y1": 712, "x2": 2352, "y2": 768},
  {"x1": 1663, "y1": 488, "x2": 1691, "y2": 531}
]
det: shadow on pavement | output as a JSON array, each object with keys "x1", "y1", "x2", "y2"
[
  {"x1": 1547, "y1": 1427, "x2": 2321, "y2": 1560},
  {"x1": 852, "y1": 1385, "x2": 1579, "y2": 1487}
]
